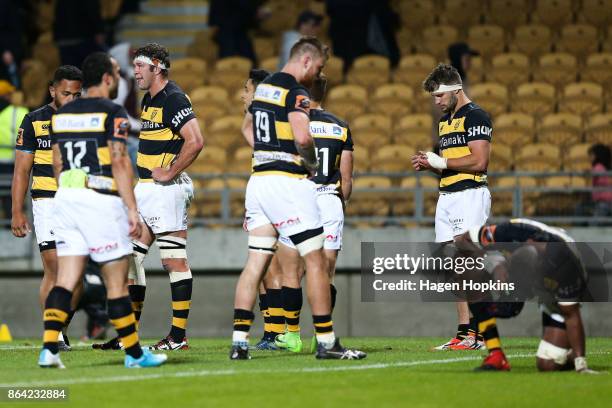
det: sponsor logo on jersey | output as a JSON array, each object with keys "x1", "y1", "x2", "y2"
[
  {"x1": 52, "y1": 113, "x2": 107, "y2": 132},
  {"x1": 37, "y1": 138, "x2": 51, "y2": 149},
  {"x1": 171, "y1": 107, "x2": 194, "y2": 128},
  {"x1": 467, "y1": 125, "x2": 492, "y2": 138},
  {"x1": 254, "y1": 84, "x2": 286, "y2": 104},
  {"x1": 439, "y1": 134, "x2": 466, "y2": 148},
  {"x1": 310, "y1": 122, "x2": 345, "y2": 139},
  {"x1": 89, "y1": 242, "x2": 119, "y2": 254}
]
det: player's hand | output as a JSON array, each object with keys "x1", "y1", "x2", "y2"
[
  {"x1": 578, "y1": 368, "x2": 602, "y2": 374},
  {"x1": 152, "y1": 167, "x2": 175, "y2": 183},
  {"x1": 411, "y1": 153, "x2": 426, "y2": 171},
  {"x1": 127, "y1": 209, "x2": 142, "y2": 240},
  {"x1": 11, "y1": 211, "x2": 31, "y2": 238}
]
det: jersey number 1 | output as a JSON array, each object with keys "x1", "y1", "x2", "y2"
[{"x1": 315, "y1": 147, "x2": 329, "y2": 176}]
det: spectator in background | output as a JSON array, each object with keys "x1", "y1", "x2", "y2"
[
  {"x1": 588, "y1": 144, "x2": 612, "y2": 217},
  {"x1": 278, "y1": 10, "x2": 323, "y2": 69},
  {"x1": 208, "y1": 0, "x2": 266, "y2": 64},
  {"x1": 0, "y1": 0, "x2": 24, "y2": 88},
  {"x1": 448, "y1": 42, "x2": 479, "y2": 95},
  {"x1": 54, "y1": 0, "x2": 106, "y2": 67},
  {"x1": 109, "y1": 42, "x2": 140, "y2": 170},
  {"x1": 0, "y1": 80, "x2": 27, "y2": 220}
]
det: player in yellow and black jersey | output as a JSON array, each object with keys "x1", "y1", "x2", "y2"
[
  {"x1": 11, "y1": 65, "x2": 82, "y2": 351},
  {"x1": 413, "y1": 63, "x2": 492, "y2": 352}
]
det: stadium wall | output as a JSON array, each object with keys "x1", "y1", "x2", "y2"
[{"x1": 1, "y1": 227, "x2": 611, "y2": 337}]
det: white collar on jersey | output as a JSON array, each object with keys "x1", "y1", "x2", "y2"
[
  {"x1": 431, "y1": 83, "x2": 462, "y2": 95},
  {"x1": 134, "y1": 55, "x2": 168, "y2": 70}
]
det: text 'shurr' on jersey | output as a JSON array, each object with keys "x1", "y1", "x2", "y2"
[
  {"x1": 309, "y1": 108, "x2": 353, "y2": 193},
  {"x1": 138, "y1": 81, "x2": 195, "y2": 181},
  {"x1": 50, "y1": 98, "x2": 129, "y2": 195},
  {"x1": 250, "y1": 72, "x2": 312, "y2": 178},
  {"x1": 16, "y1": 104, "x2": 56, "y2": 199},
  {"x1": 438, "y1": 102, "x2": 492, "y2": 192}
]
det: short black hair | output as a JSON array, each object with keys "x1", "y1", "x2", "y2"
[
  {"x1": 134, "y1": 43, "x2": 171, "y2": 77},
  {"x1": 422, "y1": 63, "x2": 462, "y2": 93},
  {"x1": 310, "y1": 74, "x2": 327, "y2": 103},
  {"x1": 289, "y1": 36, "x2": 329, "y2": 62},
  {"x1": 589, "y1": 143, "x2": 611, "y2": 169},
  {"x1": 52, "y1": 65, "x2": 82, "y2": 86},
  {"x1": 249, "y1": 69, "x2": 269, "y2": 87},
  {"x1": 81, "y1": 52, "x2": 114, "y2": 89}
]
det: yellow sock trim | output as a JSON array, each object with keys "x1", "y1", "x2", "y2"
[
  {"x1": 172, "y1": 300, "x2": 192, "y2": 310},
  {"x1": 43, "y1": 308, "x2": 68, "y2": 323},
  {"x1": 172, "y1": 317, "x2": 188, "y2": 329},
  {"x1": 269, "y1": 323, "x2": 286, "y2": 333},
  {"x1": 485, "y1": 338, "x2": 501, "y2": 350},
  {"x1": 283, "y1": 310, "x2": 300, "y2": 319},
  {"x1": 43, "y1": 330, "x2": 60, "y2": 343},
  {"x1": 268, "y1": 307, "x2": 284, "y2": 316},
  {"x1": 131, "y1": 301, "x2": 144, "y2": 312},
  {"x1": 121, "y1": 331, "x2": 139, "y2": 349},
  {"x1": 479, "y1": 318, "x2": 497, "y2": 333},
  {"x1": 110, "y1": 314, "x2": 137, "y2": 330}
]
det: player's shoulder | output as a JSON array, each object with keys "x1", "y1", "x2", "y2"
[
  {"x1": 463, "y1": 102, "x2": 491, "y2": 121},
  {"x1": 266, "y1": 72, "x2": 305, "y2": 91},
  {"x1": 27, "y1": 104, "x2": 54, "y2": 121},
  {"x1": 57, "y1": 98, "x2": 123, "y2": 115}
]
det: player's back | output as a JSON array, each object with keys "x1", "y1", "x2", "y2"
[
  {"x1": 51, "y1": 97, "x2": 129, "y2": 195},
  {"x1": 250, "y1": 72, "x2": 311, "y2": 177},
  {"x1": 309, "y1": 108, "x2": 353, "y2": 193}
]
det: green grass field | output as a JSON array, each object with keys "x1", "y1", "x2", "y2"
[{"x1": 0, "y1": 337, "x2": 610, "y2": 408}]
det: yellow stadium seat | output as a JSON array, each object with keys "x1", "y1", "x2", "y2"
[
  {"x1": 419, "y1": 25, "x2": 459, "y2": 61},
  {"x1": 21, "y1": 59, "x2": 49, "y2": 108},
  {"x1": 533, "y1": 0, "x2": 573, "y2": 28},
  {"x1": 585, "y1": 113, "x2": 612, "y2": 143},
  {"x1": 489, "y1": 53, "x2": 530, "y2": 87},
  {"x1": 493, "y1": 113, "x2": 535, "y2": 148},
  {"x1": 345, "y1": 176, "x2": 392, "y2": 218},
  {"x1": 469, "y1": 82, "x2": 508, "y2": 117},
  {"x1": 412, "y1": 89, "x2": 436, "y2": 113},
  {"x1": 417, "y1": 174, "x2": 440, "y2": 216},
  {"x1": 371, "y1": 144, "x2": 413, "y2": 172},
  {"x1": 442, "y1": 0, "x2": 483, "y2": 28},
  {"x1": 468, "y1": 56, "x2": 486, "y2": 84},
  {"x1": 396, "y1": 29, "x2": 415, "y2": 56},
  {"x1": 190, "y1": 85, "x2": 229, "y2": 105},
  {"x1": 190, "y1": 146, "x2": 227, "y2": 174},
  {"x1": 187, "y1": 30, "x2": 218, "y2": 64},
  {"x1": 538, "y1": 113, "x2": 583, "y2": 146},
  {"x1": 393, "y1": 54, "x2": 437, "y2": 89},
  {"x1": 209, "y1": 57, "x2": 253, "y2": 93},
  {"x1": 232, "y1": 146, "x2": 254, "y2": 174},
  {"x1": 557, "y1": 24, "x2": 598, "y2": 59},
  {"x1": 533, "y1": 53, "x2": 578, "y2": 87},
  {"x1": 259, "y1": 56, "x2": 278, "y2": 73},
  {"x1": 582, "y1": 53, "x2": 612, "y2": 87},
  {"x1": 253, "y1": 37, "x2": 278, "y2": 61},
  {"x1": 397, "y1": 0, "x2": 435, "y2": 32},
  {"x1": 351, "y1": 130, "x2": 392, "y2": 150},
  {"x1": 370, "y1": 83, "x2": 413, "y2": 118},
  {"x1": 352, "y1": 148, "x2": 370, "y2": 173},
  {"x1": 605, "y1": 25, "x2": 612, "y2": 52},
  {"x1": 323, "y1": 56, "x2": 344, "y2": 87},
  {"x1": 511, "y1": 82, "x2": 556, "y2": 118},
  {"x1": 392, "y1": 177, "x2": 417, "y2": 216},
  {"x1": 564, "y1": 143, "x2": 593, "y2": 171},
  {"x1": 510, "y1": 24, "x2": 552, "y2": 59},
  {"x1": 259, "y1": 1, "x2": 298, "y2": 35},
  {"x1": 559, "y1": 82, "x2": 603, "y2": 117},
  {"x1": 32, "y1": 35, "x2": 61, "y2": 75},
  {"x1": 467, "y1": 25, "x2": 506, "y2": 58},
  {"x1": 537, "y1": 175, "x2": 587, "y2": 216},
  {"x1": 207, "y1": 115, "x2": 245, "y2": 150},
  {"x1": 347, "y1": 55, "x2": 391, "y2": 89},
  {"x1": 171, "y1": 74, "x2": 205, "y2": 94},
  {"x1": 393, "y1": 114, "x2": 434, "y2": 147},
  {"x1": 488, "y1": 0, "x2": 529, "y2": 30},
  {"x1": 172, "y1": 57, "x2": 207, "y2": 76},
  {"x1": 352, "y1": 113, "x2": 392, "y2": 135},
  {"x1": 579, "y1": 0, "x2": 612, "y2": 28},
  {"x1": 515, "y1": 143, "x2": 561, "y2": 171},
  {"x1": 488, "y1": 143, "x2": 514, "y2": 171},
  {"x1": 492, "y1": 176, "x2": 539, "y2": 216},
  {"x1": 326, "y1": 85, "x2": 368, "y2": 121}
]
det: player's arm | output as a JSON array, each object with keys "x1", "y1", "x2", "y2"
[
  {"x1": 241, "y1": 110, "x2": 254, "y2": 148},
  {"x1": 340, "y1": 150, "x2": 353, "y2": 201},
  {"x1": 51, "y1": 144, "x2": 62, "y2": 181},
  {"x1": 558, "y1": 303, "x2": 591, "y2": 372},
  {"x1": 11, "y1": 116, "x2": 36, "y2": 237}
]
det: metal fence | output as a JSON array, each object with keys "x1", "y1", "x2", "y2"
[{"x1": 1, "y1": 171, "x2": 611, "y2": 228}]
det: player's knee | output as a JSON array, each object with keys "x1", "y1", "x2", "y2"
[
  {"x1": 156, "y1": 235, "x2": 187, "y2": 260},
  {"x1": 536, "y1": 340, "x2": 571, "y2": 371},
  {"x1": 290, "y1": 227, "x2": 324, "y2": 257},
  {"x1": 128, "y1": 241, "x2": 149, "y2": 285},
  {"x1": 248, "y1": 235, "x2": 278, "y2": 255}
]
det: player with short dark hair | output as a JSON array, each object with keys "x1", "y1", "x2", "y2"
[
  {"x1": 12, "y1": 65, "x2": 83, "y2": 352},
  {"x1": 413, "y1": 63, "x2": 492, "y2": 351},
  {"x1": 38, "y1": 52, "x2": 166, "y2": 368},
  {"x1": 455, "y1": 218, "x2": 598, "y2": 373}
]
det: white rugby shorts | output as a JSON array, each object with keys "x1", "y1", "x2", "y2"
[
  {"x1": 244, "y1": 175, "x2": 322, "y2": 238},
  {"x1": 279, "y1": 193, "x2": 343, "y2": 250},
  {"x1": 32, "y1": 198, "x2": 55, "y2": 249},
  {"x1": 435, "y1": 187, "x2": 491, "y2": 242},
  {"x1": 53, "y1": 188, "x2": 133, "y2": 263},
  {"x1": 135, "y1": 173, "x2": 194, "y2": 234}
]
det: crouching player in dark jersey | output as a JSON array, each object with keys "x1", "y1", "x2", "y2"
[{"x1": 455, "y1": 218, "x2": 599, "y2": 373}]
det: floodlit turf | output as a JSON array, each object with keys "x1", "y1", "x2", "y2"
[{"x1": 0, "y1": 337, "x2": 610, "y2": 407}]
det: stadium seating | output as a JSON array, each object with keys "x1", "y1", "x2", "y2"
[
  {"x1": 487, "y1": 0, "x2": 529, "y2": 30},
  {"x1": 207, "y1": 115, "x2": 244, "y2": 150},
  {"x1": 585, "y1": 113, "x2": 612, "y2": 144},
  {"x1": 259, "y1": 56, "x2": 279, "y2": 73},
  {"x1": 511, "y1": 82, "x2": 556, "y2": 118},
  {"x1": 557, "y1": 24, "x2": 599, "y2": 60},
  {"x1": 397, "y1": 0, "x2": 435, "y2": 33},
  {"x1": 442, "y1": 0, "x2": 483, "y2": 29},
  {"x1": 352, "y1": 148, "x2": 370, "y2": 173},
  {"x1": 533, "y1": 53, "x2": 578, "y2": 88},
  {"x1": 489, "y1": 53, "x2": 530, "y2": 88},
  {"x1": 514, "y1": 143, "x2": 562, "y2": 171},
  {"x1": 325, "y1": 84, "x2": 368, "y2": 121},
  {"x1": 171, "y1": 57, "x2": 207, "y2": 92},
  {"x1": 253, "y1": 37, "x2": 278, "y2": 62},
  {"x1": 190, "y1": 146, "x2": 227, "y2": 174},
  {"x1": 347, "y1": 55, "x2": 391, "y2": 90},
  {"x1": 392, "y1": 114, "x2": 433, "y2": 148},
  {"x1": 491, "y1": 175, "x2": 539, "y2": 216},
  {"x1": 323, "y1": 56, "x2": 345, "y2": 87},
  {"x1": 493, "y1": 113, "x2": 535, "y2": 149},
  {"x1": 510, "y1": 24, "x2": 552, "y2": 59},
  {"x1": 532, "y1": 0, "x2": 574, "y2": 28},
  {"x1": 393, "y1": 54, "x2": 436, "y2": 89},
  {"x1": 538, "y1": 113, "x2": 583, "y2": 146},
  {"x1": 559, "y1": 82, "x2": 604, "y2": 117},
  {"x1": 419, "y1": 25, "x2": 459, "y2": 61},
  {"x1": 488, "y1": 143, "x2": 514, "y2": 172},
  {"x1": 537, "y1": 175, "x2": 588, "y2": 215},
  {"x1": 190, "y1": 86, "x2": 230, "y2": 123},
  {"x1": 370, "y1": 83, "x2": 413, "y2": 118},
  {"x1": 21, "y1": 59, "x2": 49, "y2": 108},
  {"x1": 579, "y1": 0, "x2": 612, "y2": 28},
  {"x1": 582, "y1": 53, "x2": 612, "y2": 87},
  {"x1": 371, "y1": 144, "x2": 413, "y2": 172},
  {"x1": 564, "y1": 143, "x2": 592, "y2": 171},
  {"x1": 231, "y1": 146, "x2": 254, "y2": 174},
  {"x1": 209, "y1": 57, "x2": 253, "y2": 95},
  {"x1": 467, "y1": 25, "x2": 506, "y2": 58},
  {"x1": 469, "y1": 82, "x2": 508, "y2": 117}
]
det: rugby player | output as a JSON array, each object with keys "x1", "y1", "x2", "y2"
[
  {"x1": 456, "y1": 218, "x2": 599, "y2": 373},
  {"x1": 230, "y1": 37, "x2": 364, "y2": 360},
  {"x1": 12, "y1": 65, "x2": 83, "y2": 351},
  {"x1": 240, "y1": 68, "x2": 287, "y2": 351},
  {"x1": 274, "y1": 74, "x2": 354, "y2": 353},
  {"x1": 38, "y1": 52, "x2": 166, "y2": 368},
  {"x1": 95, "y1": 43, "x2": 204, "y2": 351},
  {"x1": 412, "y1": 63, "x2": 491, "y2": 350}
]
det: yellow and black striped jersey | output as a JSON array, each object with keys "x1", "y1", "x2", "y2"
[
  {"x1": 250, "y1": 72, "x2": 311, "y2": 177},
  {"x1": 438, "y1": 102, "x2": 492, "y2": 192},
  {"x1": 50, "y1": 98, "x2": 130, "y2": 195},
  {"x1": 15, "y1": 104, "x2": 56, "y2": 199},
  {"x1": 309, "y1": 108, "x2": 353, "y2": 193},
  {"x1": 137, "y1": 81, "x2": 195, "y2": 181}
]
